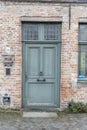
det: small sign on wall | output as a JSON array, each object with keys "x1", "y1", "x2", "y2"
[{"x1": 5, "y1": 47, "x2": 11, "y2": 54}]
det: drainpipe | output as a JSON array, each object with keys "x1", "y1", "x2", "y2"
[{"x1": 69, "y1": 4, "x2": 71, "y2": 30}]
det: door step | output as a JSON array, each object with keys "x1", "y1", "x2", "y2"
[{"x1": 23, "y1": 112, "x2": 58, "y2": 118}]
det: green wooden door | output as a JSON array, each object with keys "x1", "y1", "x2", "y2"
[
  {"x1": 23, "y1": 43, "x2": 60, "y2": 108},
  {"x1": 22, "y1": 23, "x2": 61, "y2": 109}
]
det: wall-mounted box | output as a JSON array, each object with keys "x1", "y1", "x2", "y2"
[
  {"x1": 2, "y1": 55, "x2": 15, "y2": 67},
  {"x1": 2, "y1": 94, "x2": 11, "y2": 106}
]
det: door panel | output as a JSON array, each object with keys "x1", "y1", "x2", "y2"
[
  {"x1": 43, "y1": 46, "x2": 56, "y2": 77},
  {"x1": 23, "y1": 43, "x2": 59, "y2": 108},
  {"x1": 27, "y1": 47, "x2": 40, "y2": 77},
  {"x1": 26, "y1": 83, "x2": 55, "y2": 105}
]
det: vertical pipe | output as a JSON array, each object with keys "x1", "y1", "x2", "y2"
[{"x1": 69, "y1": 4, "x2": 71, "y2": 30}]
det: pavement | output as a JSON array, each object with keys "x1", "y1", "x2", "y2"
[{"x1": 0, "y1": 112, "x2": 87, "y2": 130}]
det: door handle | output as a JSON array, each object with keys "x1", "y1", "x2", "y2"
[
  {"x1": 25, "y1": 74, "x2": 29, "y2": 80},
  {"x1": 37, "y1": 78, "x2": 46, "y2": 82},
  {"x1": 43, "y1": 78, "x2": 46, "y2": 82}
]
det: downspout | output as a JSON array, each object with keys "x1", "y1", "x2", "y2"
[{"x1": 69, "y1": 4, "x2": 71, "y2": 30}]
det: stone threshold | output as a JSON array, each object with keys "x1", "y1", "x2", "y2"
[{"x1": 23, "y1": 112, "x2": 58, "y2": 118}]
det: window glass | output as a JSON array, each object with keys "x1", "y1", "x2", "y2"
[
  {"x1": 79, "y1": 24, "x2": 87, "y2": 41},
  {"x1": 22, "y1": 23, "x2": 61, "y2": 41},
  {"x1": 44, "y1": 24, "x2": 59, "y2": 40},
  {"x1": 79, "y1": 45, "x2": 87, "y2": 78},
  {"x1": 79, "y1": 24, "x2": 87, "y2": 79},
  {"x1": 22, "y1": 23, "x2": 38, "y2": 40}
]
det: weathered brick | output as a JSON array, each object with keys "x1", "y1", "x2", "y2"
[{"x1": 0, "y1": 1, "x2": 87, "y2": 108}]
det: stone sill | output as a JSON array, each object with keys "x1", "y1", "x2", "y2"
[
  {"x1": 78, "y1": 78, "x2": 87, "y2": 83},
  {"x1": 77, "y1": 79, "x2": 87, "y2": 87}
]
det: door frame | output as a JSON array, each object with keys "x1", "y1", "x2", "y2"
[{"x1": 22, "y1": 40, "x2": 61, "y2": 109}]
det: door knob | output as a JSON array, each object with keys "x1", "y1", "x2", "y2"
[{"x1": 43, "y1": 78, "x2": 46, "y2": 82}]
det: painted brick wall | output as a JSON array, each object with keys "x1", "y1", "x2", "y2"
[{"x1": 0, "y1": 1, "x2": 87, "y2": 108}]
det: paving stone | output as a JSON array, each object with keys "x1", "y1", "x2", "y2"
[{"x1": 0, "y1": 113, "x2": 87, "y2": 129}]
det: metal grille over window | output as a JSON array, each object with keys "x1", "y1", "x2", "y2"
[
  {"x1": 22, "y1": 24, "x2": 38, "y2": 40},
  {"x1": 22, "y1": 23, "x2": 61, "y2": 41},
  {"x1": 44, "y1": 24, "x2": 59, "y2": 40}
]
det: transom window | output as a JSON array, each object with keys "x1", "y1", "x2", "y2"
[
  {"x1": 22, "y1": 23, "x2": 61, "y2": 41},
  {"x1": 78, "y1": 24, "x2": 87, "y2": 79}
]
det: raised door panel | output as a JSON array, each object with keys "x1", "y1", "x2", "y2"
[
  {"x1": 26, "y1": 83, "x2": 55, "y2": 106},
  {"x1": 43, "y1": 46, "x2": 56, "y2": 78},
  {"x1": 27, "y1": 46, "x2": 40, "y2": 77}
]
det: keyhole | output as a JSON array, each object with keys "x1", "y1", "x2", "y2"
[{"x1": 39, "y1": 72, "x2": 43, "y2": 76}]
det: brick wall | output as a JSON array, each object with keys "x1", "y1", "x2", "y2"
[{"x1": 0, "y1": 1, "x2": 87, "y2": 108}]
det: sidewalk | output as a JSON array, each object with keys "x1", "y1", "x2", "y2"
[{"x1": 0, "y1": 112, "x2": 87, "y2": 130}]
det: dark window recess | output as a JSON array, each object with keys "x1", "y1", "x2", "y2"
[{"x1": 6, "y1": 68, "x2": 11, "y2": 75}]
